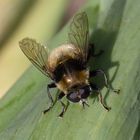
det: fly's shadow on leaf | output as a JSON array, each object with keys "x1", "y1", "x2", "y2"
[{"x1": 88, "y1": 0, "x2": 127, "y2": 103}]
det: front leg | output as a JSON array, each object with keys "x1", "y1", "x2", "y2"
[
  {"x1": 58, "y1": 92, "x2": 69, "y2": 118},
  {"x1": 43, "y1": 82, "x2": 56, "y2": 114}
]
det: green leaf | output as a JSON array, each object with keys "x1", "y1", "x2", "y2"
[{"x1": 0, "y1": 0, "x2": 140, "y2": 140}]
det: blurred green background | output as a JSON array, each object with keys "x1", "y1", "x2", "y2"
[
  {"x1": 0, "y1": 0, "x2": 140, "y2": 140},
  {"x1": 0, "y1": 0, "x2": 85, "y2": 97}
]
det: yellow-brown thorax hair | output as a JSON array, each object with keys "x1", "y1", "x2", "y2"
[{"x1": 56, "y1": 69, "x2": 89, "y2": 94}]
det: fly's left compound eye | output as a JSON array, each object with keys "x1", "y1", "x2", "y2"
[
  {"x1": 67, "y1": 86, "x2": 91, "y2": 102},
  {"x1": 67, "y1": 92, "x2": 80, "y2": 103}
]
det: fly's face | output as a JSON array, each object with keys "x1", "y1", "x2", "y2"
[{"x1": 66, "y1": 85, "x2": 91, "y2": 103}]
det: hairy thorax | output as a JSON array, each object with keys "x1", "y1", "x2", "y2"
[{"x1": 56, "y1": 69, "x2": 89, "y2": 94}]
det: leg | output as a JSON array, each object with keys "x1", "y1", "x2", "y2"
[
  {"x1": 81, "y1": 100, "x2": 89, "y2": 109},
  {"x1": 87, "y1": 43, "x2": 104, "y2": 61},
  {"x1": 58, "y1": 101, "x2": 67, "y2": 118},
  {"x1": 90, "y1": 83, "x2": 111, "y2": 111},
  {"x1": 98, "y1": 91, "x2": 111, "y2": 111},
  {"x1": 57, "y1": 92, "x2": 69, "y2": 117},
  {"x1": 90, "y1": 69, "x2": 120, "y2": 93},
  {"x1": 43, "y1": 82, "x2": 56, "y2": 114}
]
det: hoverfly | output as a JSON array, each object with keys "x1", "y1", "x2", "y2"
[{"x1": 19, "y1": 12, "x2": 119, "y2": 117}]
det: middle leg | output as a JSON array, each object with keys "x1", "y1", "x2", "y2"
[
  {"x1": 43, "y1": 82, "x2": 56, "y2": 114},
  {"x1": 90, "y1": 69, "x2": 120, "y2": 93}
]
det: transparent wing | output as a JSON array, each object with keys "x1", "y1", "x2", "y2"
[
  {"x1": 19, "y1": 38, "x2": 52, "y2": 78},
  {"x1": 68, "y1": 12, "x2": 89, "y2": 61}
]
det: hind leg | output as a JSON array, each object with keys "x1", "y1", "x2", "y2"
[
  {"x1": 87, "y1": 43, "x2": 104, "y2": 62},
  {"x1": 90, "y1": 83, "x2": 111, "y2": 111}
]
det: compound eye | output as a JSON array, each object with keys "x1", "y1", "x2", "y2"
[
  {"x1": 80, "y1": 86, "x2": 90, "y2": 99},
  {"x1": 67, "y1": 92, "x2": 80, "y2": 103}
]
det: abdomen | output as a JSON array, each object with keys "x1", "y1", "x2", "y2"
[{"x1": 47, "y1": 44, "x2": 81, "y2": 72}]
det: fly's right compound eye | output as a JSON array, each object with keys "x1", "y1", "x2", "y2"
[{"x1": 79, "y1": 86, "x2": 91, "y2": 99}]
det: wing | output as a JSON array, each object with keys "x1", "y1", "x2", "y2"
[
  {"x1": 19, "y1": 38, "x2": 53, "y2": 78},
  {"x1": 68, "y1": 12, "x2": 89, "y2": 62}
]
